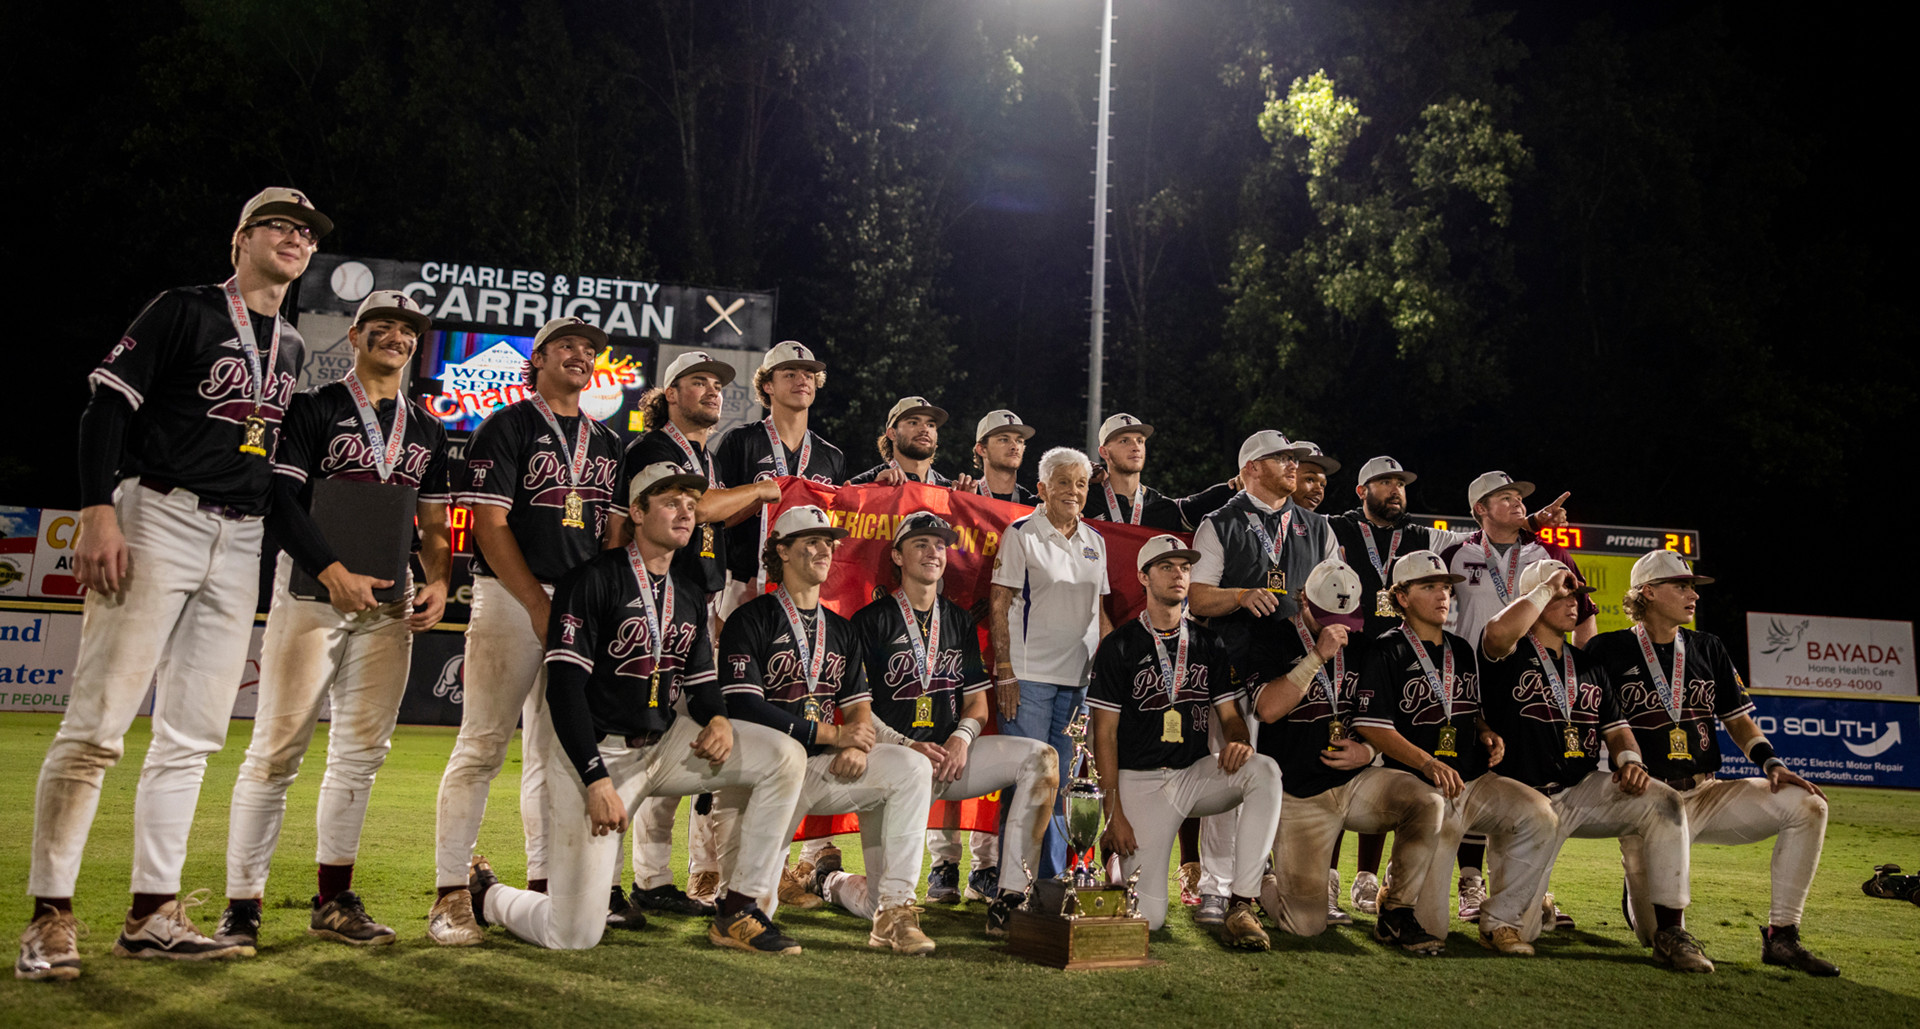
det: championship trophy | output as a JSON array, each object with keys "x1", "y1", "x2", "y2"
[{"x1": 1006, "y1": 709, "x2": 1157, "y2": 969}]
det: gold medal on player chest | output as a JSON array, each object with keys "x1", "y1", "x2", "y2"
[
  {"x1": 700, "y1": 524, "x2": 716, "y2": 558},
  {"x1": 1374, "y1": 591, "x2": 1397, "y2": 618},
  {"x1": 913, "y1": 695, "x2": 934, "y2": 728},
  {"x1": 1266, "y1": 567, "x2": 1287, "y2": 593},
  {"x1": 1435, "y1": 724, "x2": 1459, "y2": 758},
  {"x1": 804, "y1": 696, "x2": 824, "y2": 723},
  {"x1": 1327, "y1": 718, "x2": 1348, "y2": 749},
  {"x1": 1562, "y1": 723, "x2": 1584, "y2": 759},
  {"x1": 1161, "y1": 708, "x2": 1185, "y2": 743},
  {"x1": 239, "y1": 414, "x2": 269, "y2": 456},
  {"x1": 648, "y1": 671, "x2": 661, "y2": 709},
  {"x1": 562, "y1": 489, "x2": 586, "y2": 529},
  {"x1": 1667, "y1": 725, "x2": 1690, "y2": 761}
]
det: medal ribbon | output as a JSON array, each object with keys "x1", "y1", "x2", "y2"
[
  {"x1": 662, "y1": 421, "x2": 716, "y2": 483},
  {"x1": 892, "y1": 589, "x2": 941, "y2": 693},
  {"x1": 1292, "y1": 614, "x2": 1343, "y2": 717},
  {"x1": 1479, "y1": 537, "x2": 1523, "y2": 604},
  {"x1": 757, "y1": 418, "x2": 814, "y2": 587},
  {"x1": 342, "y1": 371, "x2": 408, "y2": 482},
  {"x1": 1243, "y1": 506, "x2": 1294, "y2": 579},
  {"x1": 221, "y1": 276, "x2": 282, "y2": 419},
  {"x1": 627, "y1": 542, "x2": 675, "y2": 674},
  {"x1": 1103, "y1": 482, "x2": 1145, "y2": 525},
  {"x1": 774, "y1": 586, "x2": 828, "y2": 696},
  {"x1": 1137, "y1": 611, "x2": 1190, "y2": 708},
  {"x1": 1399, "y1": 624, "x2": 1456, "y2": 719},
  {"x1": 1527, "y1": 637, "x2": 1578, "y2": 721},
  {"x1": 1631, "y1": 624, "x2": 1688, "y2": 724},
  {"x1": 528, "y1": 390, "x2": 592, "y2": 487},
  {"x1": 1361, "y1": 524, "x2": 1403, "y2": 580}
]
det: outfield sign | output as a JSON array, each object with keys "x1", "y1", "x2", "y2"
[
  {"x1": 1744, "y1": 612, "x2": 1915, "y2": 697},
  {"x1": 1718, "y1": 692, "x2": 1918, "y2": 789},
  {"x1": 0, "y1": 609, "x2": 267, "y2": 716}
]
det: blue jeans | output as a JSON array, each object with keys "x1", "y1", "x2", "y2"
[{"x1": 997, "y1": 679, "x2": 1084, "y2": 881}]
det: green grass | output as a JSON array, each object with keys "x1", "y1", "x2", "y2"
[{"x1": 2, "y1": 712, "x2": 1917, "y2": 1028}]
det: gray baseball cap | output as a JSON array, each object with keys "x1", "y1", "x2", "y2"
[
  {"x1": 1467, "y1": 470, "x2": 1535, "y2": 511},
  {"x1": 352, "y1": 289, "x2": 431, "y2": 337},
  {"x1": 1356, "y1": 455, "x2": 1417, "y2": 486}
]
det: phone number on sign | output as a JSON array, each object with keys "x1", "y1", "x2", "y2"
[{"x1": 1780, "y1": 675, "x2": 1886, "y2": 692}]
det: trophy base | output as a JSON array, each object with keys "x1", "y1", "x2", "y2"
[{"x1": 1005, "y1": 910, "x2": 1158, "y2": 970}]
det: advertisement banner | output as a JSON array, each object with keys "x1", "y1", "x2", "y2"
[
  {"x1": 1744, "y1": 612, "x2": 1915, "y2": 697},
  {"x1": 0, "y1": 507, "x2": 38, "y2": 596},
  {"x1": 0, "y1": 610, "x2": 79, "y2": 711},
  {"x1": 1717, "y1": 692, "x2": 1918, "y2": 788},
  {"x1": 31, "y1": 507, "x2": 82, "y2": 599}
]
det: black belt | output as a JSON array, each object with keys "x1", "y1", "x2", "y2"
[
  {"x1": 139, "y1": 477, "x2": 255, "y2": 521},
  {"x1": 1662, "y1": 773, "x2": 1705, "y2": 793},
  {"x1": 622, "y1": 731, "x2": 666, "y2": 749},
  {"x1": 1536, "y1": 783, "x2": 1567, "y2": 798}
]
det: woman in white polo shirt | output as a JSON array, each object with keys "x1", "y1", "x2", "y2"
[{"x1": 988, "y1": 447, "x2": 1113, "y2": 878}]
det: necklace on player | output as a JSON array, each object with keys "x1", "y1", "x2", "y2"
[
  {"x1": 528, "y1": 390, "x2": 592, "y2": 529},
  {"x1": 1294, "y1": 615, "x2": 1346, "y2": 748},
  {"x1": 774, "y1": 586, "x2": 829, "y2": 721},
  {"x1": 663, "y1": 421, "x2": 718, "y2": 557},
  {"x1": 342, "y1": 371, "x2": 408, "y2": 482},
  {"x1": 1633, "y1": 624, "x2": 1692, "y2": 762},
  {"x1": 627, "y1": 543, "x2": 675, "y2": 708},
  {"x1": 1139, "y1": 611, "x2": 1191, "y2": 743},
  {"x1": 893, "y1": 590, "x2": 941, "y2": 728},
  {"x1": 221, "y1": 277, "x2": 282, "y2": 457},
  {"x1": 1400, "y1": 624, "x2": 1458, "y2": 757},
  {"x1": 1528, "y1": 636, "x2": 1583, "y2": 758}
]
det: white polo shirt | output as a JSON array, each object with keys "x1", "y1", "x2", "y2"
[{"x1": 992, "y1": 508, "x2": 1111, "y2": 687}]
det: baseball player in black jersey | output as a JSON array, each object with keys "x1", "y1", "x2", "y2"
[
  {"x1": 1081, "y1": 413, "x2": 1232, "y2": 531},
  {"x1": 847, "y1": 396, "x2": 976, "y2": 489},
  {"x1": 713, "y1": 505, "x2": 939, "y2": 954},
  {"x1": 1586, "y1": 551, "x2": 1837, "y2": 975},
  {"x1": 1478, "y1": 558, "x2": 1710, "y2": 970},
  {"x1": 21, "y1": 188, "x2": 327, "y2": 980},
  {"x1": 1089, "y1": 535, "x2": 1282, "y2": 948},
  {"x1": 429, "y1": 315, "x2": 625, "y2": 945},
  {"x1": 966, "y1": 409, "x2": 1037, "y2": 504},
  {"x1": 814, "y1": 513, "x2": 1057, "y2": 935},
  {"x1": 465, "y1": 463, "x2": 808, "y2": 954},
  {"x1": 1352, "y1": 550, "x2": 1557, "y2": 954},
  {"x1": 214, "y1": 290, "x2": 452, "y2": 952},
  {"x1": 1248, "y1": 559, "x2": 1447, "y2": 944},
  {"x1": 713, "y1": 341, "x2": 846, "y2": 618}
]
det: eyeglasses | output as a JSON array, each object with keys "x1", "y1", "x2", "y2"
[{"x1": 244, "y1": 218, "x2": 319, "y2": 246}]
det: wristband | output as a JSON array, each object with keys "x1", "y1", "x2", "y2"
[
  {"x1": 1361, "y1": 742, "x2": 1379, "y2": 761},
  {"x1": 1746, "y1": 740, "x2": 1776, "y2": 766},
  {"x1": 1614, "y1": 750, "x2": 1643, "y2": 768},
  {"x1": 1763, "y1": 757, "x2": 1787, "y2": 774},
  {"x1": 1524, "y1": 582, "x2": 1555, "y2": 612},
  {"x1": 953, "y1": 717, "x2": 982, "y2": 746}
]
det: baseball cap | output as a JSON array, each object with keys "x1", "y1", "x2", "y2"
[
  {"x1": 1390, "y1": 549, "x2": 1466, "y2": 587},
  {"x1": 1303, "y1": 559, "x2": 1366, "y2": 632},
  {"x1": 352, "y1": 290, "x2": 431, "y2": 337},
  {"x1": 533, "y1": 315, "x2": 609, "y2": 352},
  {"x1": 660, "y1": 350, "x2": 736, "y2": 388},
  {"x1": 1293, "y1": 441, "x2": 1341, "y2": 476},
  {"x1": 975, "y1": 409, "x2": 1036, "y2": 443},
  {"x1": 893, "y1": 511, "x2": 959, "y2": 547},
  {"x1": 1516, "y1": 558, "x2": 1596, "y2": 597},
  {"x1": 1468, "y1": 470, "x2": 1535, "y2": 511},
  {"x1": 1099, "y1": 413, "x2": 1154, "y2": 444},
  {"x1": 1136, "y1": 533, "x2": 1202, "y2": 572},
  {"x1": 1237, "y1": 430, "x2": 1312, "y2": 469},
  {"x1": 885, "y1": 396, "x2": 949, "y2": 429},
  {"x1": 628, "y1": 461, "x2": 710, "y2": 504},
  {"x1": 1357, "y1": 455, "x2": 1417, "y2": 486},
  {"x1": 770, "y1": 504, "x2": 849, "y2": 542},
  {"x1": 1630, "y1": 550, "x2": 1714, "y2": 589},
  {"x1": 761, "y1": 340, "x2": 825, "y2": 374},
  {"x1": 237, "y1": 186, "x2": 333, "y2": 238}
]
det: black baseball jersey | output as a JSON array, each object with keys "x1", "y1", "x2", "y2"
[
  {"x1": 719, "y1": 591, "x2": 869, "y2": 756},
  {"x1": 273, "y1": 381, "x2": 450, "y2": 503},
  {"x1": 847, "y1": 463, "x2": 954, "y2": 487},
  {"x1": 1087, "y1": 617, "x2": 1241, "y2": 772},
  {"x1": 624, "y1": 427, "x2": 726, "y2": 594},
  {"x1": 851, "y1": 592, "x2": 991, "y2": 742},
  {"x1": 1586, "y1": 627, "x2": 1755, "y2": 781},
  {"x1": 1246, "y1": 618, "x2": 1365, "y2": 799},
  {"x1": 973, "y1": 483, "x2": 1038, "y2": 505},
  {"x1": 1328, "y1": 512, "x2": 1448, "y2": 640},
  {"x1": 1084, "y1": 482, "x2": 1169, "y2": 529},
  {"x1": 1479, "y1": 637, "x2": 1617, "y2": 790},
  {"x1": 87, "y1": 285, "x2": 305, "y2": 514},
  {"x1": 459, "y1": 398, "x2": 623, "y2": 583},
  {"x1": 545, "y1": 550, "x2": 717, "y2": 782},
  {"x1": 713, "y1": 421, "x2": 846, "y2": 581},
  {"x1": 1354, "y1": 627, "x2": 1487, "y2": 782}
]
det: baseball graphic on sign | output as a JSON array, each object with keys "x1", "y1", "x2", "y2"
[{"x1": 331, "y1": 261, "x2": 375, "y2": 302}]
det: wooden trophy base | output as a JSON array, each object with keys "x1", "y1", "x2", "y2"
[{"x1": 1005, "y1": 909, "x2": 1158, "y2": 970}]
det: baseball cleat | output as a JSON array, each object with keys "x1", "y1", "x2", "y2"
[
  {"x1": 606, "y1": 886, "x2": 649, "y2": 931},
  {"x1": 869, "y1": 904, "x2": 936, "y2": 956},
  {"x1": 631, "y1": 882, "x2": 715, "y2": 917},
  {"x1": 428, "y1": 889, "x2": 483, "y2": 946},
  {"x1": 1221, "y1": 901, "x2": 1271, "y2": 951},
  {"x1": 1652, "y1": 926, "x2": 1713, "y2": 973},
  {"x1": 778, "y1": 864, "x2": 825, "y2": 911},
  {"x1": 1178, "y1": 861, "x2": 1203, "y2": 906},
  {"x1": 214, "y1": 900, "x2": 262, "y2": 952},
  {"x1": 1373, "y1": 906, "x2": 1444, "y2": 956},
  {"x1": 965, "y1": 865, "x2": 999, "y2": 903},
  {"x1": 926, "y1": 862, "x2": 961, "y2": 904},
  {"x1": 468, "y1": 856, "x2": 500, "y2": 929},
  {"x1": 985, "y1": 892, "x2": 1023, "y2": 938},
  {"x1": 1861, "y1": 863, "x2": 1920, "y2": 901},
  {"x1": 1194, "y1": 894, "x2": 1228, "y2": 926},
  {"x1": 687, "y1": 871, "x2": 721, "y2": 906},
  {"x1": 1327, "y1": 868, "x2": 1352, "y2": 926},
  {"x1": 1553, "y1": 905, "x2": 1575, "y2": 930},
  {"x1": 709, "y1": 904, "x2": 802, "y2": 955},
  {"x1": 1350, "y1": 871, "x2": 1380, "y2": 915},
  {"x1": 1478, "y1": 925, "x2": 1534, "y2": 956},
  {"x1": 1760, "y1": 924, "x2": 1839, "y2": 977},
  {"x1": 1456, "y1": 869, "x2": 1486, "y2": 922},
  {"x1": 112, "y1": 891, "x2": 250, "y2": 960},
  {"x1": 808, "y1": 848, "x2": 844, "y2": 902},
  {"x1": 310, "y1": 891, "x2": 396, "y2": 945},
  {"x1": 16, "y1": 909, "x2": 82, "y2": 981}
]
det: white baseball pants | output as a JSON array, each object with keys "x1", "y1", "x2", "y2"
[
  {"x1": 1197, "y1": 696, "x2": 1259, "y2": 897},
  {"x1": 1415, "y1": 772, "x2": 1558, "y2": 938},
  {"x1": 1116, "y1": 754, "x2": 1284, "y2": 930},
  {"x1": 926, "y1": 828, "x2": 999, "y2": 872},
  {"x1": 1495, "y1": 770, "x2": 1691, "y2": 943},
  {"x1": 1264, "y1": 766, "x2": 1446, "y2": 936}
]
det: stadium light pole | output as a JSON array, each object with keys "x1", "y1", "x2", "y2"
[{"x1": 1084, "y1": 0, "x2": 1115, "y2": 455}]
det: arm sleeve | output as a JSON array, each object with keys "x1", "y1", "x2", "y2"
[
  {"x1": 1706, "y1": 636, "x2": 1756, "y2": 721},
  {"x1": 77, "y1": 389, "x2": 132, "y2": 508},
  {"x1": 845, "y1": 465, "x2": 880, "y2": 485},
  {"x1": 266, "y1": 476, "x2": 342, "y2": 577},
  {"x1": 544, "y1": 569, "x2": 608, "y2": 784},
  {"x1": 1171, "y1": 482, "x2": 1235, "y2": 531},
  {"x1": 683, "y1": 608, "x2": 725, "y2": 724},
  {"x1": 718, "y1": 611, "x2": 818, "y2": 745}
]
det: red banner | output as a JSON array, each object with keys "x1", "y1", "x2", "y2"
[{"x1": 765, "y1": 479, "x2": 1181, "y2": 839}]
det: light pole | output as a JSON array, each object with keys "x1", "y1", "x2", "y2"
[{"x1": 1085, "y1": 0, "x2": 1114, "y2": 455}]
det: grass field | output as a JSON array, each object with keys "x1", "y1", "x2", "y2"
[{"x1": 1, "y1": 712, "x2": 1916, "y2": 1028}]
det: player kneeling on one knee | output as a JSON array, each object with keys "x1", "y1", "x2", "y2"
[
  {"x1": 469, "y1": 463, "x2": 807, "y2": 953},
  {"x1": 1089, "y1": 535, "x2": 1282, "y2": 950}
]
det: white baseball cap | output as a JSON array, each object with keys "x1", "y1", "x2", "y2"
[
  {"x1": 976, "y1": 409, "x2": 1036, "y2": 444},
  {"x1": 770, "y1": 504, "x2": 848, "y2": 542},
  {"x1": 885, "y1": 396, "x2": 948, "y2": 428},
  {"x1": 1391, "y1": 549, "x2": 1466, "y2": 587},
  {"x1": 533, "y1": 315, "x2": 609, "y2": 352},
  {"x1": 1237, "y1": 430, "x2": 1312, "y2": 469},
  {"x1": 1136, "y1": 533, "x2": 1202, "y2": 572},
  {"x1": 1099, "y1": 413, "x2": 1154, "y2": 444},
  {"x1": 1357, "y1": 455, "x2": 1417, "y2": 486},
  {"x1": 1468, "y1": 470, "x2": 1535, "y2": 511},
  {"x1": 628, "y1": 461, "x2": 710, "y2": 504},
  {"x1": 1516, "y1": 558, "x2": 1596, "y2": 597},
  {"x1": 760, "y1": 340, "x2": 825, "y2": 373},
  {"x1": 660, "y1": 350, "x2": 736, "y2": 388},
  {"x1": 1630, "y1": 550, "x2": 1714, "y2": 589},
  {"x1": 237, "y1": 186, "x2": 332, "y2": 238},
  {"x1": 1293, "y1": 441, "x2": 1341, "y2": 476},
  {"x1": 1303, "y1": 559, "x2": 1365, "y2": 632},
  {"x1": 352, "y1": 289, "x2": 431, "y2": 336},
  {"x1": 893, "y1": 511, "x2": 959, "y2": 547}
]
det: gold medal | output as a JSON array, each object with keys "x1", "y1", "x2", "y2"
[
  {"x1": 649, "y1": 671, "x2": 661, "y2": 709},
  {"x1": 1266, "y1": 567, "x2": 1287, "y2": 593},
  {"x1": 239, "y1": 415, "x2": 269, "y2": 456},
  {"x1": 1435, "y1": 724, "x2": 1458, "y2": 758},
  {"x1": 562, "y1": 489, "x2": 586, "y2": 529},
  {"x1": 804, "y1": 696, "x2": 824, "y2": 723},
  {"x1": 913, "y1": 695, "x2": 934, "y2": 728},
  {"x1": 1667, "y1": 725, "x2": 1690, "y2": 761},
  {"x1": 700, "y1": 523, "x2": 716, "y2": 559},
  {"x1": 1374, "y1": 590, "x2": 1397, "y2": 618},
  {"x1": 1161, "y1": 708, "x2": 1184, "y2": 743},
  {"x1": 1563, "y1": 724, "x2": 1584, "y2": 759},
  {"x1": 1327, "y1": 719, "x2": 1347, "y2": 750}
]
